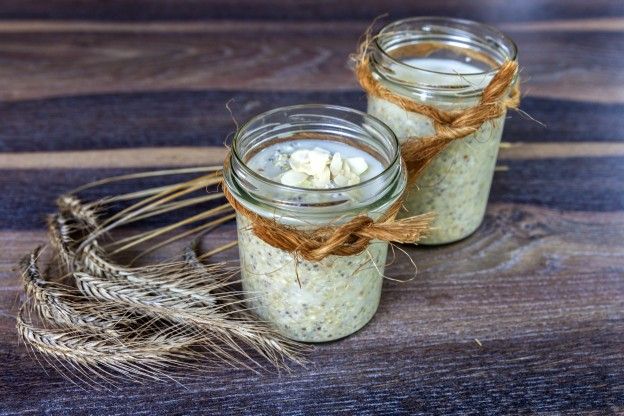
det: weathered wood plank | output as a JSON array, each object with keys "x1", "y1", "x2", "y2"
[
  {"x1": 0, "y1": 0, "x2": 621, "y2": 22},
  {"x1": 502, "y1": 17, "x2": 624, "y2": 32},
  {"x1": 491, "y1": 156, "x2": 624, "y2": 212},
  {"x1": 499, "y1": 142, "x2": 624, "y2": 159},
  {"x1": 2, "y1": 93, "x2": 623, "y2": 152},
  {"x1": 0, "y1": 168, "x2": 230, "y2": 231},
  {"x1": 0, "y1": 18, "x2": 621, "y2": 34},
  {"x1": 2, "y1": 204, "x2": 623, "y2": 289},
  {"x1": 0, "y1": 147, "x2": 228, "y2": 169},
  {"x1": 4, "y1": 142, "x2": 624, "y2": 169},
  {"x1": 0, "y1": 23, "x2": 622, "y2": 103},
  {"x1": 1, "y1": 204, "x2": 623, "y2": 414},
  {"x1": 1, "y1": 324, "x2": 621, "y2": 415},
  {"x1": 0, "y1": 2, "x2": 622, "y2": 414},
  {"x1": 2, "y1": 154, "x2": 624, "y2": 229}
]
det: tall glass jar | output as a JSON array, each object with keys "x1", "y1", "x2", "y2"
[
  {"x1": 222, "y1": 105, "x2": 406, "y2": 342},
  {"x1": 365, "y1": 17, "x2": 518, "y2": 244}
]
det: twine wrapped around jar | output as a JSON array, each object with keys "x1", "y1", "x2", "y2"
[
  {"x1": 354, "y1": 40, "x2": 521, "y2": 181},
  {"x1": 222, "y1": 158, "x2": 434, "y2": 262},
  {"x1": 221, "y1": 36, "x2": 520, "y2": 262}
]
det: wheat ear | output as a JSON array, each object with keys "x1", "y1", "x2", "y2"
[
  {"x1": 17, "y1": 308, "x2": 204, "y2": 387},
  {"x1": 21, "y1": 247, "x2": 127, "y2": 332}
]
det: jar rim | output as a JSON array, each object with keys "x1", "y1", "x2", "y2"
[
  {"x1": 224, "y1": 104, "x2": 407, "y2": 222},
  {"x1": 230, "y1": 104, "x2": 401, "y2": 194},
  {"x1": 369, "y1": 16, "x2": 518, "y2": 99},
  {"x1": 375, "y1": 16, "x2": 518, "y2": 77}
]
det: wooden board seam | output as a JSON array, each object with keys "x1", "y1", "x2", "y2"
[{"x1": 1, "y1": 142, "x2": 623, "y2": 169}]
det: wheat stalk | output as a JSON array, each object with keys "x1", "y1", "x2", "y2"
[
  {"x1": 47, "y1": 214, "x2": 77, "y2": 270},
  {"x1": 17, "y1": 308, "x2": 204, "y2": 387},
  {"x1": 108, "y1": 202, "x2": 233, "y2": 255},
  {"x1": 19, "y1": 246, "x2": 261, "y2": 382},
  {"x1": 21, "y1": 247, "x2": 126, "y2": 332},
  {"x1": 87, "y1": 172, "x2": 223, "y2": 239},
  {"x1": 18, "y1": 171, "x2": 307, "y2": 384},
  {"x1": 79, "y1": 243, "x2": 230, "y2": 308},
  {"x1": 69, "y1": 166, "x2": 223, "y2": 194},
  {"x1": 73, "y1": 268, "x2": 305, "y2": 368},
  {"x1": 21, "y1": 245, "x2": 257, "y2": 381},
  {"x1": 76, "y1": 201, "x2": 305, "y2": 367},
  {"x1": 57, "y1": 195, "x2": 100, "y2": 230},
  {"x1": 54, "y1": 196, "x2": 236, "y2": 310}
]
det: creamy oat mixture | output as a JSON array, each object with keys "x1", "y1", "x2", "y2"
[
  {"x1": 368, "y1": 58, "x2": 505, "y2": 244},
  {"x1": 238, "y1": 140, "x2": 390, "y2": 342}
]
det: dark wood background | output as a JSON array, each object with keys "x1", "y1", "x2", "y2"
[{"x1": 1, "y1": 1, "x2": 623, "y2": 414}]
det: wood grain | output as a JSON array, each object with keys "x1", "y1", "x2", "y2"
[
  {"x1": 0, "y1": 147, "x2": 228, "y2": 169},
  {"x1": 3, "y1": 142, "x2": 624, "y2": 169},
  {"x1": 1, "y1": 204, "x2": 623, "y2": 414},
  {"x1": 2, "y1": 93, "x2": 624, "y2": 152},
  {"x1": 1, "y1": 153, "x2": 623, "y2": 231},
  {"x1": 0, "y1": 21, "x2": 622, "y2": 103},
  {"x1": 0, "y1": 17, "x2": 622, "y2": 33},
  {"x1": 0, "y1": 0, "x2": 622, "y2": 22},
  {"x1": 0, "y1": 1, "x2": 623, "y2": 414}
]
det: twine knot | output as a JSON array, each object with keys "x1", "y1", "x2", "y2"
[{"x1": 222, "y1": 180, "x2": 434, "y2": 262}]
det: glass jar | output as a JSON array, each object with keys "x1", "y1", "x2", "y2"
[
  {"x1": 222, "y1": 104, "x2": 406, "y2": 342},
  {"x1": 365, "y1": 17, "x2": 518, "y2": 244}
]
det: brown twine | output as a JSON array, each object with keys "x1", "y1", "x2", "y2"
[
  {"x1": 355, "y1": 40, "x2": 521, "y2": 180},
  {"x1": 221, "y1": 42, "x2": 519, "y2": 262},
  {"x1": 221, "y1": 164, "x2": 434, "y2": 262}
]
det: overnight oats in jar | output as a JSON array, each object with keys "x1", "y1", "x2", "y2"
[
  {"x1": 222, "y1": 105, "x2": 406, "y2": 342},
  {"x1": 364, "y1": 17, "x2": 518, "y2": 244}
]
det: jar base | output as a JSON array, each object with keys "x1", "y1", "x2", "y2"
[
  {"x1": 417, "y1": 217, "x2": 485, "y2": 246},
  {"x1": 288, "y1": 307, "x2": 380, "y2": 343}
]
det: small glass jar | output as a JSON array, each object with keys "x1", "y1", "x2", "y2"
[
  {"x1": 222, "y1": 104, "x2": 406, "y2": 342},
  {"x1": 365, "y1": 17, "x2": 518, "y2": 244}
]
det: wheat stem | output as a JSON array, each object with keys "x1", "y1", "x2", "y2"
[
  {"x1": 128, "y1": 213, "x2": 237, "y2": 262},
  {"x1": 70, "y1": 166, "x2": 222, "y2": 194},
  {"x1": 108, "y1": 203, "x2": 233, "y2": 255}
]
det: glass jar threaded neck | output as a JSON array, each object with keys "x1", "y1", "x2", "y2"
[{"x1": 223, "y1": 104, "x2": 406, "y2": 225}]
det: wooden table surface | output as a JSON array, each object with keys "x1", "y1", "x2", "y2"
[{"x1": 1, "y1": 1, "x2": 624, "y2": 414}]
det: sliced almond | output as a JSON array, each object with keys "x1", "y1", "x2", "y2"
[
  {"x1": 346, "y1": 157, "x2": 368, "y2": 176},
  {"x1": 284, "y1": 146, "x2": 368, "y2": 189},
  {"x1": 289, "y1": 150, "x2": 310, "y2": 173},
  {"x1": 347, "y1": 175, "x2": 361, "y2": 186},
  {"x1": 307, "y1": 149, "x2": 331, "y2": 176},
  {"x1": 334, "y1": 174, "x2": 349, "y2": 187},
  {"x1": 329, "y1": 152, "x2": 343, "y2": 177},
  {"x1": 312, "y1": 166, "x2": 331, "y2": 188},
  {"x1": 280, "y1": 170, "x2": 309, "y2": 187},
  {"x1": 341, "y1": 159, "x2": 351, "y2": 176}
]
